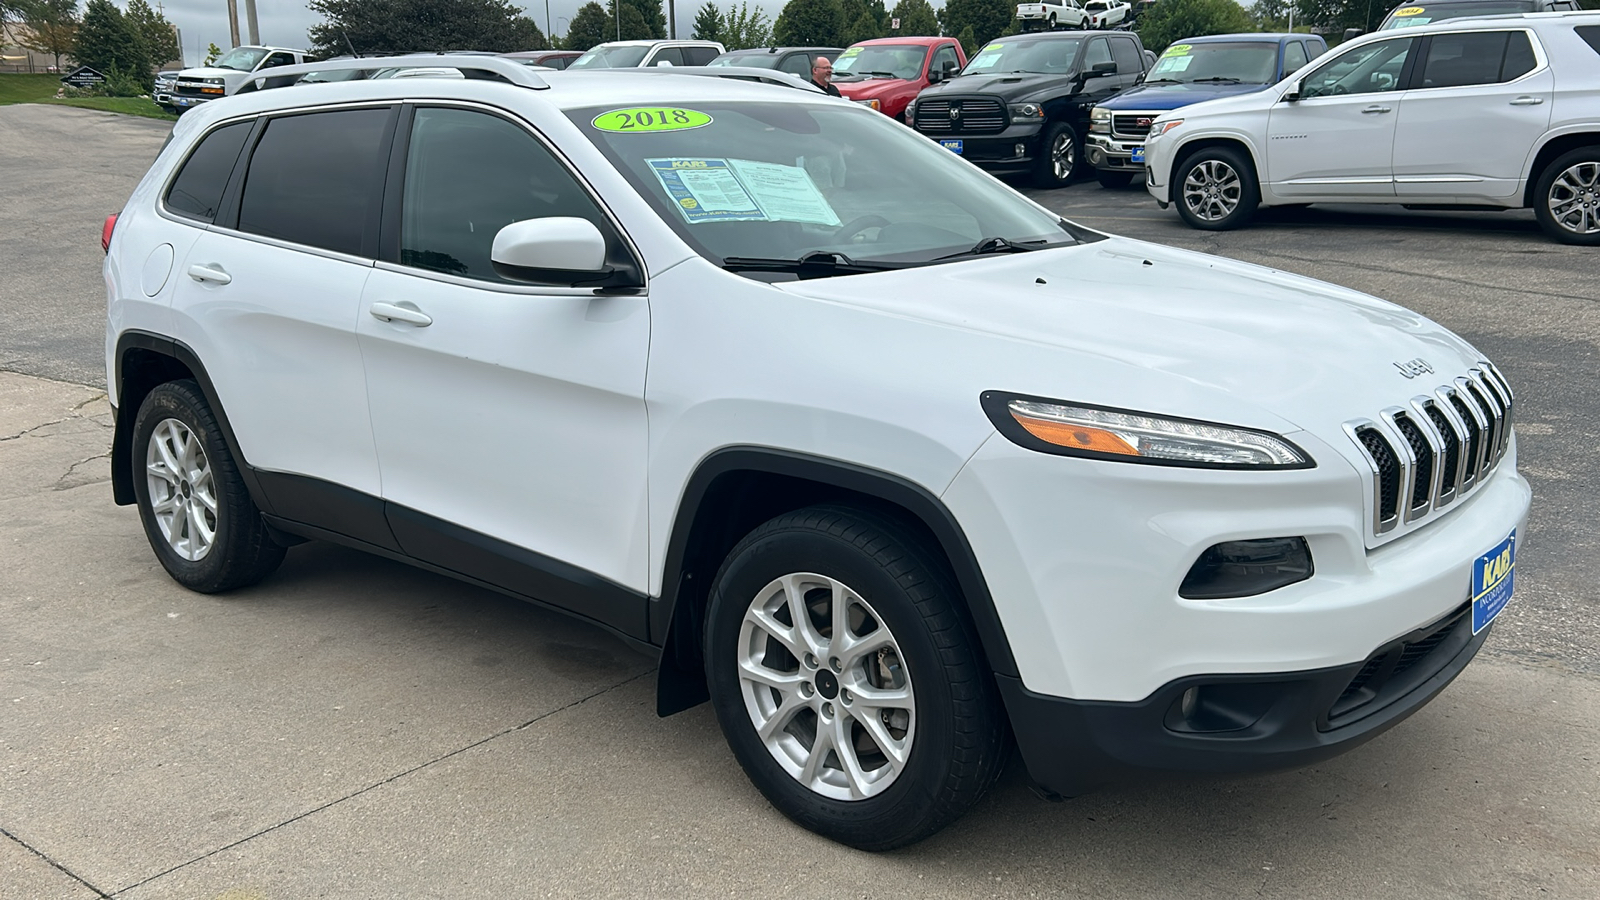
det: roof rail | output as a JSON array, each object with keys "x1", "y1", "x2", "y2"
[{"x1": 236, "y1": 54, "x2": 549, "y2": 93}]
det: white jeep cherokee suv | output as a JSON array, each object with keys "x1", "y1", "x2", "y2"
[
  {"x1": 1144, "y1": 12, "x2": 1600, "y2": 244},
  {"x1": 103, "y1": 56, "x2": 1530, "y2": 849}
]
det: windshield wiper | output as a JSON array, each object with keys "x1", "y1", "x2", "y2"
[
  {"x1": 720, "y1": 251, "x2": 906, "y2": 278},
  {"x1": 932, "y1": 236, "x2": 1051, "y2": 261},
  {"x1": 1142, "y1": 77, "x2": 1185, "y2": 84},
  {"x1": 1188, "y1": 76, "x2": 1243, "y2": 83}
]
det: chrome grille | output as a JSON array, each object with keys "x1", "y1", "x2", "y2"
[
  {"x1": 1111, "y1": 112, "x2": 1158, "y2": 141},
  {"x1": 914, "y1": 98, "x2": 1007, "y2": 135},
  {"x1": 1344, "y1": 362, "x2": 1514, "y2": 537}
]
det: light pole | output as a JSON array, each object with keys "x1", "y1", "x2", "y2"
[{"x1": 545, "y1": 0, "x2": 551, "y2": 47}]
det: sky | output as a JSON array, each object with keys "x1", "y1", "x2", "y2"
[{"x1": 156, "y1": 0, "x2": 799, "y2": 66}]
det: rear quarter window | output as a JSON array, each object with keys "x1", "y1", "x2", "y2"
[
  {"x1": 164, "y1": 121, "x2": 252, "y2": 223},
  {"x1": 1578, "y1": 26, "x2": 1600, "y2": 57}
]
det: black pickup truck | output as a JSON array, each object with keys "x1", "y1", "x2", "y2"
[{"x1": 908, "y1": 30, "x2": 1149, "y2": 187}]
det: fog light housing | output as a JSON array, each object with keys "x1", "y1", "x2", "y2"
[
  {"x1": 1015, "y1": 143, "x2": 1026, "y2": 157},
  {"x1": 1179, "y1": 537, "x2": 1312, "y2": 600}
]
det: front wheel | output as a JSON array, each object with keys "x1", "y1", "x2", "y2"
[
  {"x1": 1533, "y1": 147, "x2": 1600, "y2": 245},
  {"x1": 132, "y1": 380, "x2": 284, "y2": 592},
  {"x1": 1174, "y1": 146, "x2": 1259, "y2": 230},
  {"x1": 1033, "y1": 121, "x2": 1081, "y2": 188},
  {"x1": 704, "y1": 506, "x2": 1006, "y2": 850}
]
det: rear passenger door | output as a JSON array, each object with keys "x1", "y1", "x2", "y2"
[
  {"x1": 167, "y1": 106, "x2": 396, "y2": 544},
  {"x1": 356, "y1": 105, "x2": 650, "y2": 623},
  {"x1": 1391, "y1": 29, "x2": 1551, "y2": 201}
]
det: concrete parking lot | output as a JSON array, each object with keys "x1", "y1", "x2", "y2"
[{"x1": 2, "y1": 104, "x2": 1597, "y2": 898}]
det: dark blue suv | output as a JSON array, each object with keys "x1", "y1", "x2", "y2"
[{"x1": 1085, "y1": 33, "x2": 1327, "y2": 187}]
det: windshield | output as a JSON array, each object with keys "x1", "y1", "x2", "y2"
[
  {"x1": 1378, "y1": 1, "x2": 1535, "y2": 29},
  {"x1": 570, "y1": 102, "x2": 1077, "y2": 275},
  {"x1": 570, "y1": 45, "x2": 650, "y2": 68},
  {"x1": 962, "y1": 38, "x2": 1084, "y2": 75},
  {"x1": 213, "y1": 47, "x2": 269, "y2": 71},
  {"x1": 833, "y1": 45, "x2": 926, "y2": 80},
  {"x1": 708, "y1": 54, "x2": 779, "y2": 69},
  {"x1": 1146, "y1": 42, "x2": 1278, "y2": 83}
]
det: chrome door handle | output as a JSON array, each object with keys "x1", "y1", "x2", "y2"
[
  {"x1": 1509, "y1": 96, "x2": 1544, "y2": 106},
  {"x1": 369, "y1": 301, "x2": 432, "y2": 327},
  {"x1": 187, "y1": 264, "x2": 231, "y2": 285},
  {"x1": 1361, "y1": 105, "x2": 1392, "y2": 114}
]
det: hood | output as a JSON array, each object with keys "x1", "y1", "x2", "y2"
[
  {"x1": 774, "y1": 237, "x2": 1484, "y2": 442},
  {"x1": 1102, "y1": 80, "x2": 1272, "y2": 111},
  {"x1": 836, "y1": 76, "x2": 915, "y2": 99},
  {"x1": 919, "y1": 72, "x2": 1075, "y2": 103},
  {"x1": 177, "y1": 66, "x2": 249, "y2": 80}
]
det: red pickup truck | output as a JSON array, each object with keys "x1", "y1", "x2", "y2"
[{"x1": 832, "y1": 36, "x2": 967, "y2": 122}]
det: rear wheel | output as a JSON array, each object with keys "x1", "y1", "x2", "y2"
[
  {"x1": 1534, "y1": 147, "x2": 1600, "y2": 245},
  {"x1": 132, "y1": 380, "x2": 284, "y2": 593},
  {"x1": 1174, "y1": 146, "x2": 1259, "y2": 230},
  {"x1": 704, "y1": 506, "x2": 1006, "y2": 850}
]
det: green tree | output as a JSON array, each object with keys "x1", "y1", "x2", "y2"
[
  {"x1": 617, "y1": 0, "x2": 666, "y2": 38},
  {"x1": 844, "y1": 10, "x2": 880, "y2": 43},
  {"x1": 307, "y1": 0, "x2": 547, "y2": 56},
  {"x1": 887, "y1": 0, "x2": 937, "y2": 36},
  {"x1": 773, "y1": 0, "x2": 844, "y2": 47},
  {"x1": 564, "y1": 0, "x2": 608, "y2": 48},
  {"x1": 73, "y1": 0, "x2": 148, "y2": 76},
  {"x1": 605, "y1": 0, "x2": 654, "y2": 40},
  {"x1": 17, "y1": 0, "x2": 80, "y2": 71},
  {"x1": 1135, "y1": 0, "x2": 1253, "y2": 53},
  {"x1": 956, "y1": 23, "x2": 975, "y2": 57},
  {"x1": 691, "y1": 0, "x2": 720, "y2": 40},
  {"x1": 937, "y1": 0, "x2": 1010, "y2": 49},
  {"x1": 123, "y1": 0, "x2": 176, "y2": 68},
  {"x1": 203, "y1": 40, "x2": 221, "y2": 65},
  {"x1": 721, "y1": 2, "x2": 771, "y2": 49}
]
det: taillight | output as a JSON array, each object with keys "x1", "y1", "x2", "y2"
[{"x1": 101, "y1": 213, "x2": 118, "y2": 253}]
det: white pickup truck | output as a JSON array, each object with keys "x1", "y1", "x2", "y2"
[
  {"x1": 1016, "y1": 0, "x2": 1090, "y2": 30},
  {"x1": 160, "y1": 45, "x2": 310, "y2": 113},
  {"x1": 1085, "y1": 0, "x2": 1132, "y2": 28}
]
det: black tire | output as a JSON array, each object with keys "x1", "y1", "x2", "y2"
[
  {"x1": 1173, "y1": 145, "x2": 1259, "y2": 231},
  {"x1": 704, "y1": 505, "x2": 1006, "y2": 850},
  {"x1": 1032, "y1": 121, "x2": 1081, "y2": 189},
  {"x1": 1097, "y1": 170, "x2": 1135, "y2": 189},
  {"x1": 1532, "y1": 146, "x2": 1600, "y2": 246},
  {"x1": 131, "y1": 380, "x2": 284, "y2": 593}
]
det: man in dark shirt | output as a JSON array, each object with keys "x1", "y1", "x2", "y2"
[{"x1": 811, "y1": 57, "x2": 842, "y2": 96}]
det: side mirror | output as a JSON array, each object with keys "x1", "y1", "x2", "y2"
[
  {"x1": 490, "y1": 217, "x2": 639, "y2": 289},
  {"x1": 1343, "y1": 28, "x2": 1365, "y2": 42},
  {"x1": 1281, "y1": 81, "x2": 1302, "y2": 102},
  {"x1": 1084, "y1": 61, "x2": 1118, "y2": 78},
  {"x1": 926, "y1": 68, "x2": 942, "y2": 83},
  {"x1": 942, "y1": 60, "x2": 959, "y2": 77},
  {"x1": 655, "y1": 60, "x2": 674, "y2": 67}
]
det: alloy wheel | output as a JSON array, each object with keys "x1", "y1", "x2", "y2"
[
  {"x1": 1182, "y1": 159, "x2": 1243, "y2": 222},
  {"x1": 145, "y1": 417, "x2": 218, "y2": 561},
  {"x1": 1547, "y1": 161, "x2": 1600, "y2": 236},
  {"x1": 1051, "y1": 133, "x2": 1076, "y2": 181},
  {"x1": 737, "y1": 572, "x2": 915, "y2": 801}
]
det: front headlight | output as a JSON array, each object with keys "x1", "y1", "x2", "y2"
[
  {"x1": 855, "y1": 98, "x2": 881, "y2": 111},
  {"x1": 1089, "y1": 106, "x2": 1110, "y2": 134},
  {"x1": 1008, "y1": 102, "x2": 1043, "y2": 124},
  {"x1": 1146, "y1": 118, "x2": 1184, "y2": 140},
  {"x1": 982, "y1": 393, "x2": 1312, "y2": 469}
]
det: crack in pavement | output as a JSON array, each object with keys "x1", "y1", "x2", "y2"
[
  {"x1": 0, "y1": 824, "x2": 114, "y2": 898},
  {"x1": 56, "y1": 452, "x2": 112, "y2": 490},
  {"x1": 108, "y1": 669, "x2": 654, "y2": 896},
  {"x1": 0, "y1": 393, "x2": 110, "y2": 443}
]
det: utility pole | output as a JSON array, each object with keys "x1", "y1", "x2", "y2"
[
  {"x1": 669, "y1": 0, "x2": 676, "y2": 38},
  {"x1": 545, "y1": 0, "x2": 552, "y2": 47},
  {"x1": 243, "y1": 0, "x2": 259, "y2": 45},
  {"x1": 225, "y1": 0, "x2": 240, "y2": 48}
]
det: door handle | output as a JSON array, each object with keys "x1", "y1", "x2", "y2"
[
  {"x1": 369, "y1": 301, "x2": 432, "y2": 327},
  {"x1": 1508, "y1": 96, "x2": 1544, "y2": 106},
  {"x1": 1361, "y1": 105, "x2": 1392, "y2": 114},
  {"x1": 187, "y1": 264, "x2": 231, "y2": 284}
]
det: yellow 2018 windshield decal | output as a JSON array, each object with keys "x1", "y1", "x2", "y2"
[
  {"x1": 592, "y1": 108, "x2": 713, "y2": 133},
  {"x1": 1393, "y1": 6, "x2": 1425, "y2": 15}
]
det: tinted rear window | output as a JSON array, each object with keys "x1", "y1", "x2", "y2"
[
  {"x1": 237, "y1": 108, "x2": 391, "y2": 257},
  {"x1": 1578, "y1": 25, "x2": 1600, "y2": 57},
  {"x1": 165, "y1": 121, "x2": 251, "y2": 222}
]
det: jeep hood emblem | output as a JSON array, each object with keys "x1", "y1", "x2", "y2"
[{"x1": 1394, "y1": 358, "x2": 1434, "y2": 379}]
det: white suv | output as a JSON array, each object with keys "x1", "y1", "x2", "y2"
[
  {"x1": 1144, "y1": 12, "x2": 1600, "y2": 244},
  {"x1": 103, "y1": 56, "x2": 1530, "y2": 849}
]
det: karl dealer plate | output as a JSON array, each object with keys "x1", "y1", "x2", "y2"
[
  {"x1": 1131, "y1": 145, "x2": 1145, "y2": 164},
  {"x1": 940, "y1": 139, "x2": 964, "y2": 154},
  {"x1": 1471, "y1": 529, "x2": 1516, "y2": 634}
]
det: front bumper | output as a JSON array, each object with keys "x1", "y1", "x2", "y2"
[
  {"x1": 168, "y1": 93, "x2": 220, "y2": 109},
  {"x1": 1000, "y1": 602, "x2": 1489, "y2": 797},
  {"x1": 919, "y1": 122, "x2": 1045, "y2": 177},
  {"x1": 1086, "y1": 133, "x2": 1145, "y2": 172}
]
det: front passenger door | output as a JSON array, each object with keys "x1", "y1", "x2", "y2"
[
  {"x1": 357, "y1": 106, "x2": 651, "y2": 623},
  {"x1": 1267, "y1": 37, "x2": 1416, "y2": 197}
]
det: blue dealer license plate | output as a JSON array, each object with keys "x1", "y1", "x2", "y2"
[
  {"x1": 1131, "y1": 145, "x2": 1145, "y2": 164},
  {"x1": 940, "y1": 139, "x2": 964, "y2": 154},
  {"x1": 1471, "y1": 529, "x2": 1516, "y2": 634}
]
